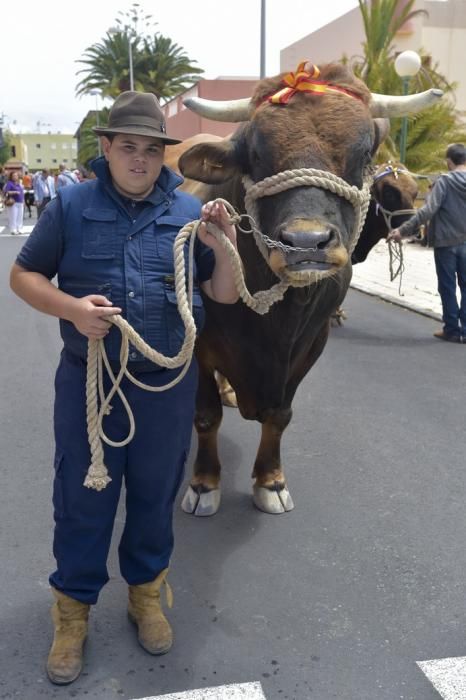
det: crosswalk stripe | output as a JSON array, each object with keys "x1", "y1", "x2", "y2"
[
  {"x1": 417, "y1": 656, "x2": 466, "y2": 699},
  {"x1": 0, "y1": 225, "x2": 33, "y2": 235},
  {"x1": 130, "y1": 681, "x2": 266, "y2": 700}
]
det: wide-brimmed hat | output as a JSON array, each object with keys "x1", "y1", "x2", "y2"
[{"x1": 93, "y1": 91, "x2": 181, "y2": 144}]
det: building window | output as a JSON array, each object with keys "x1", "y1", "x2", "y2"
[
  {"x1": 51, "y1": 143, "x2": 57, "y2": 149},
  {"x1": 36, "y1": 158, "x2": 42, "y2": 163},
  {"x1": 168, "y1": 101, "x2": 178, "y2": 117},
  {"x1": 63, "y1": 158, "x2": 68, "y2": 163},
  {"x1": 62, "y1": 143, "x2": 68, "y2": 150},
  {"x1": 52, "y1": 158, "x2": 57, "y2": 163},
  {"x1": 36, "y1": 143, "x2": 41, "y2": 149},
  {"x1": 11, "y1": 146, "x2": 16, "y2": 157},
  {"x1": 71, "y1": 143, "x2": 77, "y2": 150}
]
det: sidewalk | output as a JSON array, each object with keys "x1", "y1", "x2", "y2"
[
  {"x1": 0, "y1": 205, "x2": 443, "y2": 321},
  {"x1": 350, "y1": 238, "x2": 442, "y2": 321}
]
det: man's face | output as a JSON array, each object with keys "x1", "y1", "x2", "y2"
[{"x1": 102, "y1": 134, "x2": 165, "y2": 199}]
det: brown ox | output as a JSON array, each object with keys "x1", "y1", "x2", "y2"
[
  {"x1": 168, "y1": 62, "x2": 441, "y2": 515},
  {"x1": 351, "y1": 161, "x2": 419, "y2": 264}
]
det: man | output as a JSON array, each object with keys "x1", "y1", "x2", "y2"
[
  {"x1": 388, "y1": 143, "x2": 466, "y2": 343},
  {"x1": 56, "y1": 163, "x2": 79, "y2": 189},
  {"x1": 10, "y1": 91, "x2": 239, "y2": 685},
  {"x1": 33, "y1": 168, "x2": 56, "y2": 218}
]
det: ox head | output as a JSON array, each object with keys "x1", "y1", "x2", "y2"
[
  {"x1": 372, "y1": 161, "x2": 418, "y2": 229},
  {"x1": 179, "y1": 62, "x2": 441, "y2": 285}
]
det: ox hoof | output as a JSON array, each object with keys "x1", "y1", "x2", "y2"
[
  {"x1": 181, "y1": 485, "x2": 221, "y2": 516},
  {"x1": 253, "y1": 484, "x2": 295, "y2": 514}
]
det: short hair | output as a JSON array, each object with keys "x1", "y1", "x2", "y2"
[{"x1": 446, "y1": 143, "x2": 466, "y2": 165}]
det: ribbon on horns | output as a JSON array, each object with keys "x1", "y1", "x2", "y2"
[{"x1": 267, "y1": 61, "x2": 363, "y2": 105}]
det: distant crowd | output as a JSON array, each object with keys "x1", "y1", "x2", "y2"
[{"x1": 0, "y1": 164, "x2": 93, "y2": 234}]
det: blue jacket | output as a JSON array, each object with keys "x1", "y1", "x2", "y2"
[{"x1": 17, "y1": 157, "x2": 214, "y2": 368}]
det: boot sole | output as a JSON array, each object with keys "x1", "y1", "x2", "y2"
[{"x1": 127, "y1": 611, "x2": 172, "y2": 655}]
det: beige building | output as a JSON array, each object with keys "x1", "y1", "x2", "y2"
[
  {"x1": 281, "y1": 0, "x2": 466, "y2": 116},
  {"x1": 7, "y1": 132, "x2": 78, "y2": 173}
]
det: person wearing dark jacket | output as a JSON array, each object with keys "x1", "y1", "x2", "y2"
[
  {"x1": 9, "y1": 91, "x2": 239, "y2": 685},
  {"x1": 388, "y1": 143, "x2": 466, "y2": 343}
]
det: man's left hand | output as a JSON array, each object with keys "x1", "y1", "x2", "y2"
[
  {"x1": 198, "y1": 201, "x2": 237, "y2": 253},
  {"x1": 387, "y1": 228, "x2": 403, "y2": 243}
]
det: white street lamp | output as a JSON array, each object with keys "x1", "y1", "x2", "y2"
[{"x1": 394, "y1": 50, "x2": 422, "y2": 163}]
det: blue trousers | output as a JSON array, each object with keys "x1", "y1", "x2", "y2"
[
  {"x1": 50, "y1": 350, "x2": 198, "y2": 604},
  {"x1": 434, "y1": 243, "x2": 466, "y2": 338}
]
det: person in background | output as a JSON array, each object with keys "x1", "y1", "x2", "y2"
[
  {"x1": 388, "y1": 143, "x2": 466, "y2": 344},
  {"x1": 22, "y1": 170, "x2": 34, "y2": 218},
  {"x1": 3, "y1": 171, "x2": 25, "y2": 234},
  {"x1": 56, "y1": 163, "x2": 79, "y2": 189},
  {"x1": 10, "y1": 90, "x2": 239, "y2": 686},
  {"x1": 33, "y1": 168, "x2": 56, "y2": 218}
]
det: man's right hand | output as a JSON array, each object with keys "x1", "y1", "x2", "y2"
[{"x1": 69, "y1": 294, "x2": 122, "y2": 339}]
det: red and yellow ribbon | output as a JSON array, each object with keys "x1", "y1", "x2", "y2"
[{"x1": 267, "y1": 61, "x2": 363, "y2": 105}]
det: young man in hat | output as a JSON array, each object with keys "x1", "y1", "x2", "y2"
[{"x1": 10, "y1": 91, "x2": 239, "y2": 685}]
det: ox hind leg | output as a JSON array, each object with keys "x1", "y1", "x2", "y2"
[
  {"x1": 253, "y1": 408, "x2": 294, "y2": 514},
  {"x1": 181, "y1": 365, "x2": 223, "y2": 517}
]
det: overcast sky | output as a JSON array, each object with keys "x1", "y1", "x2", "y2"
[{"x1": 2, "y1": 0, "x2": 358, "y2": 134}]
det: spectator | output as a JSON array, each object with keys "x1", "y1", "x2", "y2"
[
  {"x1": 56, "y1": 163, "x2": 79, "y2": 189},
  {"x1": 33, "y1": 168, "x2": 56, "y2": 218},
  {"x1": 10, "y1": 90, "x2": 239, "y2": 686},
  {"x1": 388, "y1": 143, "x2": 466, "y2": 343},
  {"x1": 3, "y1": 171, "x2": 25, "y2": 234},
  {"x1": 22, "y1": 170, "x2": 34, "y2": 218}
]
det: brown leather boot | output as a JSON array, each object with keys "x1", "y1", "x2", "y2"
[
  {"x1": 46, "y1": 588, "x2": 90, "y2": 685},
  {"x1": 128, "y1": 568, "x2": 173, "y2": 655}
]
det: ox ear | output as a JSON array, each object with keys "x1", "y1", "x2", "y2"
[
  {"x1": 371, "y1": 118, "x2": 390, "y2": 155},
  {"x1": 179, "y1": 141, "x2": 238, "y2": 184}
]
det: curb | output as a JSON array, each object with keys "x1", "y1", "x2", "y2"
[{"x1": 350, "y1": 281, "x2": 442, "y2": 322}]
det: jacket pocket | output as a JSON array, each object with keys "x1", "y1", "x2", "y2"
[
  {"x1": 164, "y1": 287, "x2": 205, "y2": 354},
  {"x1": 155, "y1": 215, "x2": 193, "y2": 262},
  {"x1": 82, "y1": 208, "x2": 117, "y2": 259}
]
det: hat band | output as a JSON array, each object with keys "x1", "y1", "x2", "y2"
[{"x1": 108, "y1": 118, "x2": 166, "y2": 132}]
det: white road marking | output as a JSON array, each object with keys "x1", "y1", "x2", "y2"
[
  {"x1": 417, "y1": 656, "x2": 466, "y2": 699},
  {"x1": 130, "y1": 681, "x2": 266, "y2": 700},
  {"x1": 0, "y1": 225, "x2": 33, "y2": 236}
]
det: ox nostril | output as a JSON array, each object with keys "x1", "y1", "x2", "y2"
[{"x1": 281, "y1": 229, "x2": 335, "y2": 250}]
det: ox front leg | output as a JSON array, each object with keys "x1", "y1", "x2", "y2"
[
  {"x1": 181, "y1": 370, "x2": 223, "y2": 517},
  {"x1": 253, "y1": 409, "x2": 294, "y2": 514}
]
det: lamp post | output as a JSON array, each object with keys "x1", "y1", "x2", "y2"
[
  {"x1": 109, "y1": 28, "x2": 134, "y2": 91},
  {"x1": 90, "y1": 89, "x2": 101, "y2": 156},
  {"x1": 394, "y1": 50, "x2": 422, "y2": 164}
]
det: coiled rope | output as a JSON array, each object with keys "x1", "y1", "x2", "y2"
[{"x1": 84, "y1": 168, "x2": 372, "y2": 491}]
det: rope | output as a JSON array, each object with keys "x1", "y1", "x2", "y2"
[
  {"x1": 84, "y1": 169, "x2": 371, "y2": 491},
  {"x1": 375, "y1": 202, "x2": 415, "y2": 295}
]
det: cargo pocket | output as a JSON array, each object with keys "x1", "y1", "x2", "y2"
[{"x1": 82, "y1": 208, "x2": 117, "y2": 259}]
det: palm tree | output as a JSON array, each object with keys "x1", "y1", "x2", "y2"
[
  {"x1": 77, "y1": 107, "x2": 110, "y2": 168},
  {"x1": 351, "y1": 0, "x2": 466, "y2": 172},
  {"x1": 138, "y1": 34, "x2": 204, "y2": 101},
  {"x1": 75, "y1": 22, "x2": 203, "y2": 100}
]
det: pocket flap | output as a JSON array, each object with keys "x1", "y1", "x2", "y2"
[{"x1": 83, "y1": 208, "x2": 118, "y2": 223}]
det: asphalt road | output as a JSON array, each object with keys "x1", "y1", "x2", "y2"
[{"x1": 1, "y1": 234, "x2": 465, "y2": 700}]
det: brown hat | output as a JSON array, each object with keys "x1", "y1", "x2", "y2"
[{"x1": 93, "y1": 91, "x2": 181, "y2": 144}]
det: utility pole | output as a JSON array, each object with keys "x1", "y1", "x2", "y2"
[{"x1": 260, "y1": 0, "x2": 266, "y2": 78}]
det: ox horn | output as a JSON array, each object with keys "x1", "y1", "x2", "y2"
[
  {"x1": 370, "y1": 88, "x2": 443, "y2": 117},
  {"x1": 183, "y1": 96, "x2": 251, "y2": 122}
]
